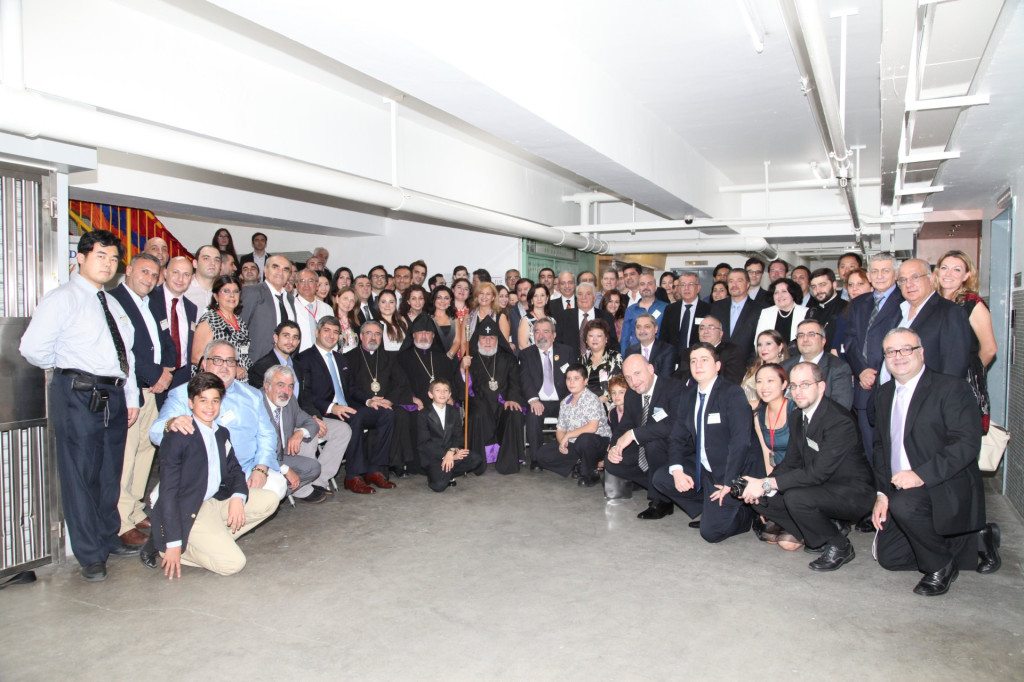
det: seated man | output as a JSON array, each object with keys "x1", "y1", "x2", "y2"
[
  {"x1": 294, "y1": 317, "x2": 394, "y2": 495},
  {"x1": 519, "y1": 317, "x2": 572, "y2": 460},
  {"x1": 624, "y1": 313, "x2": 675, "y2": 378},
  {"x1": 249, "y1": 320, "x2": 302, "y2": 390},
  {"x1": 606, "y1": 354, "x2": 686, "y2": 519},
  {"x1": 262, "y1": 364, "x2": 352, "y2": 503},
  {"x1": 141, "y1": 372, "x2": 279, "y2": 577},
  {"x1": 461, "y1": 321, "x2": 525, "y2": 474},
  {"x1": 676, "y1": 315, "x2": 744, "y2": 385},
  {"x1": 871, "y1": 328, "x2": 997, "y2": 596},
  {"x1": 783, "y1": 319, "x2": 854, "y2": 409},
  {"x1": 651, "y1": 343, "x2": 763, "y2": 542},
  {"x1": 417, "y1": 378, "x2": 485, "y2": 492},
  {"x1": 151, "y1": 341, "x2": 286, "y2": 499},
  {"x1": 740, "y1": 362, "x2": 875, "y2": 570}
]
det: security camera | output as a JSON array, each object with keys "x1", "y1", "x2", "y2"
[{"x1": 684, "y1": 215, "x2": 694, "y2": 225}]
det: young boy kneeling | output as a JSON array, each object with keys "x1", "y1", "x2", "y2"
[
  {"x1": 141, "y1": 372, "x2": 280, "y2": 578},
  {"x1": 417, "y1": 378, "x2": 485, "y2": 492}
]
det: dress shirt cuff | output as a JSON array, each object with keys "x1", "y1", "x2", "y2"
[
  {"x1": 299, "y1": 428, "x2": 311, "y2": 439},
  {"x1": 668, "y1": 464, "x2": 682, "y2": 473},
  {"x1": 528, "y1": 397, "x2": 540, "y2": 403},
  {"x1": 280, "y1": 464, "x2": 290, "y2": 475},
  {"x1": 166, "y1": 540, "x2": 182, "y2": 548},
  {"x1": 231, "y1": 492, "x2": 247, "y2": 500},
  {"x1": 327, "y1": 402, "x2": 337, "y2": 414},
  {"x1": 876, "y1": 491, "x2": 886, "y2": 498}
]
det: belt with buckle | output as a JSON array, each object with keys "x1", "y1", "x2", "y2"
[{"x1": 58, "y1": 368, "x2": 126, "y2": 387}]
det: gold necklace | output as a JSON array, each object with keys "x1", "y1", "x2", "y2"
[{"x1": 361, "y1": 348, "x2": 381, "y2": 393}]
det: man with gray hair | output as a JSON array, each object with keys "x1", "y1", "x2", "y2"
[
  {"x1": 519, "y1": 317, "x2": 573, "y2": 461},
  {"x1": 624, "y1": 313, "x2": 675, "y2": 378},
  {"x1": 261, "y1": 364, "x2": 350, "y2": 503},
  {"x1": 550, "y1": 270, "x2": 577, "y2": 313},
  {"x1": 555, "y1": 281, "x2": 618, "y2": 357},
  {"x1": 661, "y1": 271, "x2": 710, "y2": 353}
]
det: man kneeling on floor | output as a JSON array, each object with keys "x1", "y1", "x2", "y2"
[
  {"x1": 141, "y1": 372, "x2": 279, "y2": 577},
  {"x1": 417, "y1": 378, "x2": 485, "y2": 491},
  {"x1": 738, "y1": 362, "x2": 875, "y2": 571}
]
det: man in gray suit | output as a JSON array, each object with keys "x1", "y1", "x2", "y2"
[
  {"x1": 241, "y1": 255, "x2": 297, "y2": 363},
  {"x1": 783, "y1": 319, "x2": 854, "y2": 410},
  {"x1": 261, "y1": 364, "x2": 350, "y2": 503}
]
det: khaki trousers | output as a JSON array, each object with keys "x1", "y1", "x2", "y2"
[
  {"x1": 118, "y1": 391, "x2": 158, "y2": 534},
  {"x1": 179, "y1": 488, "x2": 279, "y2": 575}
]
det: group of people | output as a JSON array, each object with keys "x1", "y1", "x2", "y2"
[{"x1": 20, "y1": 227, "x2": 1000, "y2": 597}]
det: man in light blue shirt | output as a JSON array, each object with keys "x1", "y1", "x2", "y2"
[
  {"x1": 151, "y1": 340, "x2": 285, "y2": 499},
  {"x1": 621, "y1": 271, "x2": 668, "y2": 353}
]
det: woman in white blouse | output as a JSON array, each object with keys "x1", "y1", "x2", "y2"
[
  {"x1": 375, "y1": 290, "x2": 407, "y2": 352},
  {"x1": 754, "y1": 278, "x2": 807, "y2": 349}
]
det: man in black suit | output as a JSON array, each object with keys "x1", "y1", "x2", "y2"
[
  {"x1": 520, "y1": 317, "x2": 572, "y2": 458},
  {"x1": 607, "y1": 354, "x2": 686, "y2": 519},
  {"x1": 345, "y1": 320, "x2": 412, "y2": 477},
  {"x1": 660, "y1": 272, "x2": 710, "y2": 352},
  {"x1": 842, "y1": 253, "x2": 903, "y2": 464},
  {"x1": 294, "y1": 317, "x2": 394, "y2": 495},
  {"x1": 624, "y1": 313, "x2": 675, "y2": 378},
  {"x1": 710, "y1": 268, "x2": 765, "y2": 367},
  {"x1": 806, "y1": 267, "x2": 847, "y2": 346},
  {"x1": 555, "y1": 283, "x2": 617, "y2": 360},
  {"x1": 871, "y1": 328, "x2": 998, "y2": 596},
  {"x1": 895, "y1": 259, "x2": 971, "y2": 379},
  {"x1": 782, "y1": 319, "x2": 854, "y2": 409},
  {"x1": 140, "y1": 372, "x2": 279, "y2": 577},
  {"x1": 740, "y1": 362, "x2": 875, "y2": 569},
  {"x1": 507, "y1": 277, "x2": 533, "y2": 336},
  {"x1": 109, "y1": 253, "x2": 176, "y2": 549},
  {"x1": 240, "y1": 254, "x2": 297, "y2": 363},
  {"x1": 549, "y1": 270, "x2": 577, "y2": 314},
  {"x1": 676, "y1": 315, "x2": 743, "y2": 385},
  {"x1": 353, "y1": 275, "x2": 376, "y2": 323},
  {"x1": 249, "y1": 321, "x2": 302, "y2": 390},
  {"x1": 651, "y1": 343, "x2": 763, "y2": 542},
  {"x1": 150, "y1": 256, "x2": 198, "y2": 397},
  {"x1": 417, "y1": 378, "x2": 486, "y2": 492},
  {"x1": 238, "y1": 232, "x2": 270, "y2": 280},
  {"x1": 368, "y1": 265, "x2": 388, "y2": 307},
  {"x1": 745, "y1": 257, "x2": 773, "y2": 307}
]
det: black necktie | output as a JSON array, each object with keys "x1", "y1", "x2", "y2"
[
  {"x1": 638, "y1": 394, "x2": 651, "y2": 471},
  {"x1": 863, "y1": 295, "x2": 882, "y2": 355},
  {"x1": 803, "y1": 414, "x2": 810, "y2": 432},
  {"x1": 682, "y1": 303, "x2": 693, "y2": 346},
  {"x1": 276, "y1": 293, "x2": 289, "y2": 322},
  {"x1": 579, "y1": 311, "x2": 589, "y2": 356},
  {"x1": 695, "y1": 391, "x2": 706, "y2": 489},
  {"x1": 98, "y1": 291, "x2": 129, "y2": 375}
]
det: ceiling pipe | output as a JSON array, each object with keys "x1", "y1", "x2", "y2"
[
  {"x1": 778, "y1": 0, "x2": 862, "y2": 243},
  {"x1": 603, "y1": 236, "x2": 777, "y2": 259},
  {"x1": 719, "y1": 177, "x2": 880, "y2": 192},
  {"x1": 0, "y1": 86, "x2": 605, "y2": 251}
]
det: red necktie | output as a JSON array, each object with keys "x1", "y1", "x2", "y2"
[{"x1": 170, "y1": 297, "x2": 182, "y2": 369}]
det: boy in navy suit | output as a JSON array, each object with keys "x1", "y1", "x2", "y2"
[
  {"x1": 141, "y1": 372, "x2": 279, "y2": 578},
  {"x1": 417, "y1": 379, "x2": 485, "y2": 492}
]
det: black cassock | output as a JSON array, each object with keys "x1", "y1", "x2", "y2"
[
  {"x1": 345, "y1": 346, "x2": 415, "y2": 472},
  {"x1": 466, "y1": 351, "x2": 525, "y2": 474}
]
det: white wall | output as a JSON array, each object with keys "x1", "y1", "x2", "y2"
[{"x1": 158, "y1": 215, "x2": 521, "y2": 278}]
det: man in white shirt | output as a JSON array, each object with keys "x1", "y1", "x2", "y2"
[
  {"x1": 293, "y1": 268, "x2": 330, "y2": 352},
  {"x1": 184, "y1": 245, "x2": 222, "y2": 312}
]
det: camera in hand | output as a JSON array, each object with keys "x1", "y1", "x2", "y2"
[{"x1": 728, "y1": 476, "x2": 750, "y2": 499}]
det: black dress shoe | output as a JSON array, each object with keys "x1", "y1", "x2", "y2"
[
  {"x1": 637, "y1": 501, "x2": 674, "y2": 520},
  {"x1": 578, "y1": 470, "x2": 600, "y2": 487},
  {"x1": 977, "y1": 522, "x2": 1001, "y2": 574},
  {"x1": 804, "y1": 544, "x2": 825, "y2": 554},
  {"x1": 855, "y1": 516, "x2": 875, "y2": 533},
  {"x1": 914, "y1": 561, "x2": 959, "y2": 596},
  {"x1": 300, "y1": 487, "x2": 328, "y2": 503},
  {"x1": 108, "y1": 543, "x2": 140, "y2": 557},
  {"x1": 139, "y1": 537, "x2": 158, "y2": 570},
  {"x1": 448, "y1": 479, "x2": 457, "y2": 488},
  {"x1": 688, "y1": 520, "x2": 701, "y2": 529},
  {"x1": 81, "y1": 562, "x2": 107, "y2": 582},
  {"x1": 529, "y1": 460, "x2": 542, "y2": 472},
  {"x1": 808, "y1": 542, "x2": 855, "y2": 571}
]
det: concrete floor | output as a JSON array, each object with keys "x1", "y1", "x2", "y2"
[{"x1": 1, "y1": 470, "x2": 1022, "y2": 681}]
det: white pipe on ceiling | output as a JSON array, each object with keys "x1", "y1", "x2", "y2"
[
  {"x1": 603, "y1": 236, "x2": 777, "y2": 259},
  {"x1": 719, "y1": 177, "x2": 881, "y2": 192}
]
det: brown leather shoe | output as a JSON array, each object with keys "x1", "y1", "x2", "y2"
[
  {"x1": 119, "y1": 528, "x2": 148, "y2": 549},
  {"x1": 365, "y1": 472, "x2": 397, "y2": 489},
  {"x1": 344, "y1": 476, "x2": 376, "y2": 494},
  {"x1": 135, "y1": 518, "x2": 152, "y2": 531}
]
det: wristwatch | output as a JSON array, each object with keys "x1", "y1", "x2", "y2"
[{"x1": 762, "y1": 479, "x2": 772, "y2": 495}]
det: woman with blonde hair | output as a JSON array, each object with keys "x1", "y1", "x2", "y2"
[
  {"x1": 935, "y1": 249, "x2": 997, "y2": 431},
  {"x1": 467, "y1": 281, "x2": 512, "y2": 347}
]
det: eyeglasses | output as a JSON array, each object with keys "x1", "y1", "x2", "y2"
[
  {"x1": 746, "y1": 268, "x2": 763, "y2": 276},
  {"x1": 896, "y1": 273, "x2": 929, "y2": 286},
  {"x1": 297, "y1": 278, "x2": 318, "y2": 285},
  {"x1": 795, "y1": 332, "x2": 823, "y2": 339},
  {"x1": 883, "y1": 345, "x2": 921, "y2": 358},
  {"x1": 678, "y1": 282, "x2": 699, "y2": 288},
  {"x1": 790, "y1": 381, "x2": 819, "y2": 391},
  {"x1": 206, "y1": 356, "x2": 239, "y2": 367}
]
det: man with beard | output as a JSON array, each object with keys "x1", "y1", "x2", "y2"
[
  {"x1": 519, "y1": 317, "x2": 573, "y2": 460},
  {"x1": 461, "y1": 322, "x2": 525, "y2": 473},
  {"x1": 806, "y1": 267, "x2": 847, "y2": 345}
]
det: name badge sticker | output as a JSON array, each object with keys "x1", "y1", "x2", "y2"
[
  {"x1": 238, "y1": 344, "x2": 250, "y2": 355},
  {"x1": 560, "y1": 363, "x2": 569, "y2": 373},
  {"x1": 651, "y1": 310, "x2": 662, "y2": 319},
  {"x1": 806, "y1": 438, "x2": 820, "y2": 451},
  {"x1": 694, "y1": 317, "x2": 704, "y2": 325},
  {"x1": 220, "y1": 410, "x2": 236, "y2": 426},
  {"x1": 160, "y1": 319, "x2": 170, "y2": 331},
  {"x1": 652, "y1": 407, "x2": 668, "y2": 422},
  {"x1": 707, "y1": 412, "x2": 722, "y2": 424},
  {"x1": 190, "y1": 322, "x2": 197, "y2": 332}
]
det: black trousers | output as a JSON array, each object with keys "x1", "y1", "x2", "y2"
[
  {"x1": 876, "y1": 487, "x2": 976, "y2": 573},
  {"x1": 753, "y1": 482, "x2": 875, "y2": 548},
  {"x1": 427, "y1": 451, "x2": 486, "y2": 492},
  {"x1": 534, "y1": 433, "x2": 609, "y2": 478},
  {"x1": 604, "y1": 442, "x2": 667, "y2": 502},
  {"x1": 342, "y1": 405, "x2": 394, "y2": 479},
  {"x1": 651, "y1": 465, "x2": 753, "y2": 543},
  {"x1": 50, "y1": 372, "x2": 128, "y2": 567},
  {"x1": 856, "y1": 407, "x2": 875, "y2": 465},
  {"x1": 525, "y1": 400, "x2": 560, "y2": 456}
]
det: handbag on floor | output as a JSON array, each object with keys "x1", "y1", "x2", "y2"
[{"x1": 978, "y1": 423, "x2": 1010, "y2": 472}]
